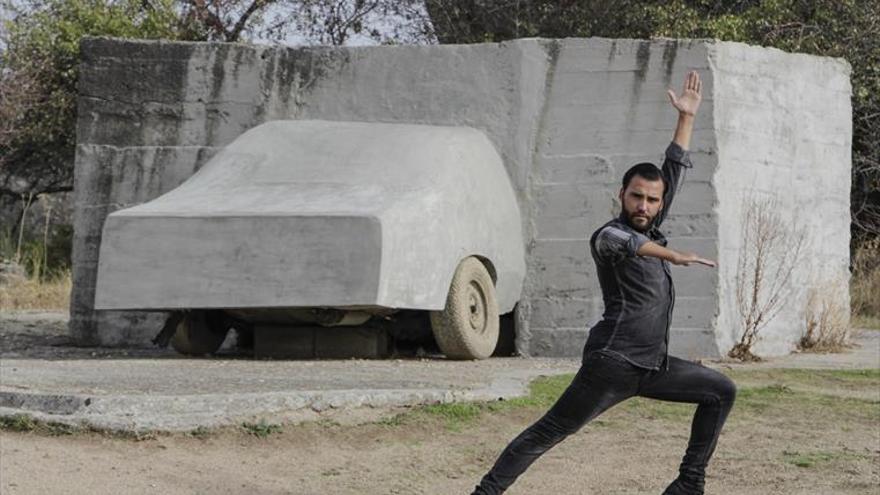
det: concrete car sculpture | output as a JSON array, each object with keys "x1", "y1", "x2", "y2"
[{"x1": 94, "y1": 120, "x2": 526, "y2": 359}]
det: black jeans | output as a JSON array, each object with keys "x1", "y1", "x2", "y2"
[{"x1": 472, "y1": 351, "x2": 737, "y2": 494}]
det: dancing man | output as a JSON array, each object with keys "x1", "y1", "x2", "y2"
[{"x1": 472, "y1": 71, "x2": 737, "y2": 495}]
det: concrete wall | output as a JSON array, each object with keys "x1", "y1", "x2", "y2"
[
  {"x1": 710, "y1": 42, "x2": 852, "y2": 356},
  {"x1": 71, "y1": 37, "x2": 851, "y2": 358}
]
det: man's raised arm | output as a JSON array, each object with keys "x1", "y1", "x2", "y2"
[
  {"x1": 636, "y1": 71, "x2": 715, "y2": 268},
  {"x1": 653, "y1": 71, "x2": 702, "y2": 228}
]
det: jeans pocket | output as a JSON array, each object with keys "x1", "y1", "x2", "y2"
[
  {"x1": 583, "y1": 351, "x2": 641, "y2": 386},
  {"x1": 584, "y1": 351, "x2": 621, "y2": 377}
]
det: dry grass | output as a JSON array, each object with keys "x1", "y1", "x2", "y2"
[
  {"x1": 0, "y1": 270, "x2": 71, "y2": 311},
  {"x1": 852, "y1": 314, "x2": 880, "y2": 330},
  {"x1": 731, "y1": 197, "x2": 806, "y2": 361},
  {"x1": 799, "y1": 280, "x2": 850, "y2": 352}
]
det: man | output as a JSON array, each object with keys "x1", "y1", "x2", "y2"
[{"x1": 471, "y1": 71, "x2": 737, "y2": 495}]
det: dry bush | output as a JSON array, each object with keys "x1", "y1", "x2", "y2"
[
  {"x1": 730, "y1": 197, "x2": 807, "y2": 361},
  {"x1": 0, "y1": 270, "x2": 71, "y2": 311},
  {"x1": 799, "y1": 281, "x2": 850, "y2": 352},
  {"x1": 850, "y1": 238, "x2": 880, "y2": 321}
]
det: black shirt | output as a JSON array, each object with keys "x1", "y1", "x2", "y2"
[{"x1": 584, "y1": 142, "x2": 692, "y2": 370}]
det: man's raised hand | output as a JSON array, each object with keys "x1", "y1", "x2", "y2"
[{"x1": 667, "y1": 70, "x2": 702, "y2": 117}]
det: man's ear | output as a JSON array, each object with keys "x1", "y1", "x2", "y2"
[{"x1": 618, "y1": 187, "x2": 625, "y2": 204}]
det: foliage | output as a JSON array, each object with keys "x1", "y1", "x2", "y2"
[
  {"x1": 424, "y1": 0, "x2": 880, "y2": 241},
  {"x1": 0, "y1": 0, "x2": 188, "y2": 203},
  {"x1": 850, "y1": 237, "x2": 880, "y2": 319},
  {"x1": 177, "y1": 0, "x2": 277, "y2": 42},
  {"x1": 241, "y1": 418, "x2": 282, "y2": 437},
  {"x1": 260, "y1": 0, "x2": 430, "y2": 46}
]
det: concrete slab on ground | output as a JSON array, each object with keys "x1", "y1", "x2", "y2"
[
  {"x1": 1, "y1": 312, "x2": 877, "y2": 432},
  {"x1": 0, "y1": 312, "x2": 577, "y2": 431}
]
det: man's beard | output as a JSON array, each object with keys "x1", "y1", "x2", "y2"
[{"x1": 623, "y1": 206, "x2": 655, "y2": 232}]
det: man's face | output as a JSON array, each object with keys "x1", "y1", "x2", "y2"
[{"x1": 619, "y1": 175, "x2": 664, "y2": 232}]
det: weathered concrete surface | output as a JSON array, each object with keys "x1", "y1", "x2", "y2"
[
  {"x1": 72, "y1": 37, "x2": 851, "y2": 358},
  {"x1": 709, "y1": 43, "x2": 852, "y2": 357},
  {"x1": 0, "y1": 359, "x2": 577, "y2": 431},
  {"x1": 1, "y1": 314, "x2": 578, "y2": 431},
  {"x1": 2, "y1": 312, "x2": 877, "y2": 432},
  {"x1": 93, "y1": 121, "x2": 525, "y2": 313}
]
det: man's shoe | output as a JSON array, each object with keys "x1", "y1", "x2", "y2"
[{"x1": 661, "y1": 478, "x2": 704, "y2": 495}]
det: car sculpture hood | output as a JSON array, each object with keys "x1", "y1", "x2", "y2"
[{"x1": 94, "y1": 120, "x2": 526, "y2": 313}]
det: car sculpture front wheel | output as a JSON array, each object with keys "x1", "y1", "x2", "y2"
[{"x1": 430, "y1": 257, "x2": 499, "y2": 360}]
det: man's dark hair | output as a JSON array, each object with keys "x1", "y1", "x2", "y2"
[{"x1": 622, "y1": 162, "x2": 665, "y2": 193}]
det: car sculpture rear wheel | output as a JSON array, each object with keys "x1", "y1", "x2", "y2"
[
  {"x1": 170, "y1": 310, "x2": 230, "y2": 355},
  {"x1": 430, "y1": 257, "x2": 499, "y2": 360}
]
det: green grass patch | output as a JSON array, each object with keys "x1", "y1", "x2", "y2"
[
  {"x1": 422, "y1": 402, "x2": 482, "y2": 421},
  {"x1": 0, "y1": 414, "x2": 37, "y2": 432},
  {"x1": 732, "y1": 386, "x2": 878, "y2": 420},
  {"x1": 188, "y1": 425, "x2": 213, "y2": 439},
  {"x1": 726, "y1": 369, "x2": 880, "y2": 416},
  {"x1": 727, "y1": 368, "x2": 880, "y2": 385},
  {"x1": 375, "y1": 368, "x2": 880, "y2": 432},
  {"x1": 621, "y1": 397, "x2": 695, "y2": 421},
  {"x1": 0, "y1": 414, "x2": 79, "y2": 436},
  {"x1": 241, "y1": 419, "x2": 282, "y2": 438},
  {"x1": 782, "y1": 449, "x2": 871, "y2": 468},
  {"x1": 386, "y1": 374, "x2": 575, "y2": 431}
]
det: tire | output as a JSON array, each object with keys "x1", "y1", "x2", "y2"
[
  {"x1": 430, "y1": 257, "x2": 499, "y2": 360},
  {"x1": 170, "y1": 310, "x2": 230, "y2": 356}
]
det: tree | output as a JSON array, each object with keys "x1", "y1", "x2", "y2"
[
  {"x1": 0, "y1": 0, "x2": 186, "y2": 208},
  {"x1": 258, "y1": 0, "x2": 430, "y2": 46},
  {"x1": 178, "y1": 0, "x2": 278, "y2": 42}
]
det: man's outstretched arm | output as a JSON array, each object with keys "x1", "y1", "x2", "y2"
[{"x1": 637, "y1": 241, "x2": 716, "y2": 268}]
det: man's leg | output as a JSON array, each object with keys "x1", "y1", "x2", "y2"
[
  {"x1": 637, "y1": 356, "x2": 737, "y2": 495},
  {"x1": 472, "y1": 352, "x2": 641, "y2": 495}
]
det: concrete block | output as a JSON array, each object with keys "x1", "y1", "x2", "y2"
[
  {"x1": 529, "y1": 239, "x2": 597, "y2": 299},
  {"x1": 532, "y1": 183, "x2": 618, "y2": 239},
  {"x1": 668, "y1": 327, "x2": 719, "y2": 359},
  {"x1": 661, "y1": 213, "x2": 717, "y2": 238},
  {"x1": 254, "y1": 325, "x2": 316, "y2": 359},
  {"x1": 316, "y1": 327, "x2": 390, "y2": 359},
  {"x1": 529, "y1": 297, "x2": 604, "y2": 329},
  {"x1": 535, "y1": 154, "x2": 616, "y2": 185},
  {"x1": 254, "y1": 325, "x2": 390, "y2": 359},
  {"x1": 528, "y1": 327, "x2": 588, "y2": 357},
  {"x1": 671, "y1": 296, "x2": 717, "y2": 329}
]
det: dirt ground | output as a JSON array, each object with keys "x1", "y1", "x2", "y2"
[{"x1": 1, "y1": 314, "x2": 878, "y2": 494}]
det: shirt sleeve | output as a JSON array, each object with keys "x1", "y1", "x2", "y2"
[
  {"x1": 594, "y1": 225, "x2": 651, "y2": 264},
  {"x1": 655, "y1": 141, "x2": 693, "y2": 228}
]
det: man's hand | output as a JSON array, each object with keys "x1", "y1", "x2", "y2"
[
  {"x1": 667, "y1": 71, "x2": 702, "y2": 117},
  {"x1": 637, "y1": 241, "x2": 716, "y2": 268},
  {"x1": 671, "y1": 251, "x2": 716, "y2": 268}
]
